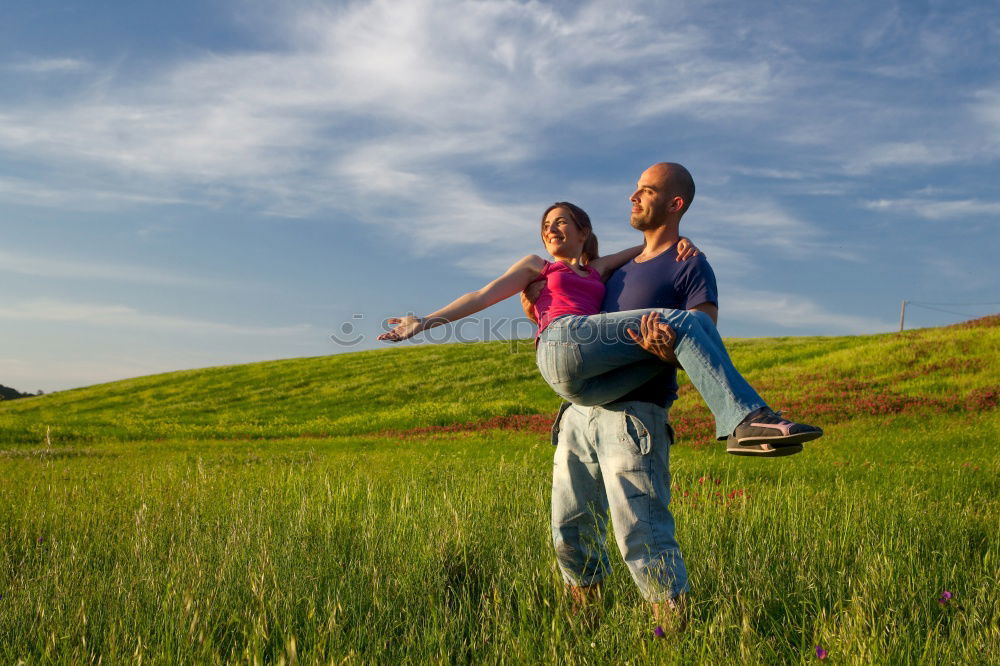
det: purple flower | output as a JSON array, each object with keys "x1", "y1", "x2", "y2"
[
  {"x1": 815, "y1": 645, "x2": 828, "y2": 660},
  {"x1": 36, "y1": 536, "x2": 44, "y2": 545},
  {"x1": 653, "y1": 626, "x2": 666, "y2": 638},
  {"x1": 938, "y1": 590, "x2": 953, "y2": 604}
]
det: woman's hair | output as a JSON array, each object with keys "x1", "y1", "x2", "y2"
[{"x1": 541, "y1": 202, "x2": 599, "y2": 264}]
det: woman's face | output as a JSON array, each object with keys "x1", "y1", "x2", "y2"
[{"x1": 542, "y1": 207, "x2": 588, "y2": 259}]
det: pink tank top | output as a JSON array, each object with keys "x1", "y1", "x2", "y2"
[{"x1": 533, "y1": 260, "x2": 605, "y2": 334}]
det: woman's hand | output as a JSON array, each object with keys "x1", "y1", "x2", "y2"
[
  {"x1": 676, "y1": 237, "x2": 701, "y2": 261},
  {"x1": 377, "y1": 316, "x2": 424, "y2": 342}
]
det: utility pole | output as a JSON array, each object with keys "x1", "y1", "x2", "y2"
[{"x1": 899, "y1": 300, "x2": 907, "y2": 332}]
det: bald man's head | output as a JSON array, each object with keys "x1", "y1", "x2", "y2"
[
  {"x1": 629, "y1": 162, "x2": 696, "y2": 230},
  {"x1": 652, "y1": 162, "x2": 695, "y2": 215}
]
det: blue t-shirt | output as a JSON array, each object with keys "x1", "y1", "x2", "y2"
[{"x1": 602, "y1": 245, "x2": 719, "y2": 407}]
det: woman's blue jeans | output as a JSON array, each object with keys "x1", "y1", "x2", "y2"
[{"x1": 536, "y1": 309, "x2": 765, "y2": 439}]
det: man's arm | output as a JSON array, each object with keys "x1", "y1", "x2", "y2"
[
  {"x1": 520, "y1": 280, "x2": 544, "y2": 324},
  {"x1": 627, "y1": 301, "x2": 717, "y2": 365},
  {"x1": 689, "y1": 301, "x2": 717, "y2": 325}
]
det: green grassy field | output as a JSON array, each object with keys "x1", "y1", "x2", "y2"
[{"x1": 2, "y1": 318, "x2": 998, "y2": 664}]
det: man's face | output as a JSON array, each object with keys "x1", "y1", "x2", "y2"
[{"x1": 629, "y1": 165, "x2": 675, "y2": 230}]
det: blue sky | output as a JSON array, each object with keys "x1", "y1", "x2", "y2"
[{"x1": 2, "y1": 0, "x2": 998, "y2": 392}]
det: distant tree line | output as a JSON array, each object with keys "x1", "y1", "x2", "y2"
[{"x1": 0, "y1": 384, "x2": 41, "y2": 400}]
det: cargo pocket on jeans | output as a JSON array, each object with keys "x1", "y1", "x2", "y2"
[
  {"x1": 621, "y1": 407, "x2": 652, "y2": 456},
  {"x1": 550, "y1": 401, "x2": 573, "y2": 447}
]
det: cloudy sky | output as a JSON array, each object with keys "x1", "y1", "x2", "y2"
[{"x1": 2, "y1": 0, "x2": 998, "y2": 392}]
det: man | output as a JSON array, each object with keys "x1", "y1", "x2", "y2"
[{"x1": 523, "y1": 162, "x2": 813, "y2": 629}]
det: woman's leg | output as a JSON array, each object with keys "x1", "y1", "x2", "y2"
[
  {"x1": 537, "y1": 309, "x2": 766, "y2": 437},
  {"x1": 537, "y1": 313, "x2": 667, "y2": 405},
  {"x1": 667, "y1": 310, "x2": 767, "y2": 438}
]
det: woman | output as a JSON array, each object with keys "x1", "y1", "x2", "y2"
[{"x1": 379, "y1": 202, "x2": 821, "y2": 455}]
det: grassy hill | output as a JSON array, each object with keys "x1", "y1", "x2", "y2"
[
  {"x1": 1, "y1": 318, "x2": 998, "y2": 664},
  {"x1": 2, "y1": 316, "x2": 997, "y2": 446}
]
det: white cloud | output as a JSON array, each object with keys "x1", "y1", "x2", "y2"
[
  {"x1": 972, "y1": 88, "x2": 1000, "y2": 131},
  {"x1": 7, "y1": 57, "x2": 89, "y2": 73},
  {"x1": 729, "y1": 167, "x2": 807, "y2": 181},
  {"x1": 0, "y1": 299, "x2": 312, "y2": 336},
  {"x1": 863, "y1": 198, "x2": 1000, "y2": 220},
  {"x1": 0, "y1": 249, "x2": 213, "y2": 286},
  {"x1": 0, "y1": 0, "x2": 781, "y2": 254},
  {"x1": 693, "y1": 195, "x2": 827, "y2": 256},
  {"x1": 845, "y1": 141, "x2": 958, "y2": 173},
  {"x1": 633, "y1": 63, "x2": 776, "y2": 120},
  {"x1": 0, "y1": 0, "x2": 994, "y2": 281},
  {"x1": 0, "y1": 176, "x2": 189, "y2": 209},
  {"x1": 723, "y1": 288, "x2": 893, "y2": 334}
]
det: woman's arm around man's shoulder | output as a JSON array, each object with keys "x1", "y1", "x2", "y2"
[{"x1": 589, "y1": 237, "x2": 702, "y2": 281}]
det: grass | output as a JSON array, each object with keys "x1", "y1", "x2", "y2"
[{"x1": 1, "y1": 318, "x2": 998, "y2": 664}]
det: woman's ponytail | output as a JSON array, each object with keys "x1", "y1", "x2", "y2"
[{"x1": 581, "y1": 232, "x2": 599, "y2": 265}]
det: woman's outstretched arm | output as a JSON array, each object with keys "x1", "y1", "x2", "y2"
[{"x1": 378, "y1": 254, "x2": 547, "y2": 342}]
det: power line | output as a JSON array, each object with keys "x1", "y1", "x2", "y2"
[
  {"x1": 908, "y1": 300, "x2": 1000, "y2": 307},
  {"x1": 906, "y1": 302, "x2": 994, "y2": 318},
  {"x1": 898, "y1": 299, "x2": 998, "y2": 332}
]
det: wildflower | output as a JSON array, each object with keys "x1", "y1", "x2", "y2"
[
  {"x1": 714, "y1": 478, "x2": 721, "y2": 485},
  {"x1": 938, "y1": 590, "x2": 953, "y2": 604},
  {"x1": 36, "y1": 536, "x2": 44, "y2": 545},
  {"x1": 698, "y1": 476, "x2": 705, "y2": 484},
  {"x1": 815, "y1": 645, "x2": 828, "y2": 660},
  {"x1": 653, "y1": 626, "x2": 666, "y2": 639}
]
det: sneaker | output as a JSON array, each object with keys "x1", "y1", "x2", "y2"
[{"x1": 727, "y1": 408, "x2": 822, "y2": 457}]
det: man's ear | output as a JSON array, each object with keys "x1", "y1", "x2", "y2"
[{"x1": 668, "y1": 196, "x2": 685, "y2": 213}]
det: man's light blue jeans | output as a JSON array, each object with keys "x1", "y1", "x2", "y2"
[
  {"x1": 550, "y1": 399, "x2": 685, "y2": 602},
  {"x1": 536, "y1": 308, "x2": 765, "y2": 439}
]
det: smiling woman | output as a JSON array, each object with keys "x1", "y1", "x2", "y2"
[
  {"x1": 542, "y1": 202, "x2": 599, "y2": 266},
  {"x1": 378, "y1": 201, "x2": 645, "y2": 344}
]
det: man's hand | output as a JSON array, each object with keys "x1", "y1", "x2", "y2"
[
  {"x1": 627, "y1": 312, "x2": 679, "y2": 365},
  {"x1": 520, "y1": 280, "x2": 544, "y2": 324}
]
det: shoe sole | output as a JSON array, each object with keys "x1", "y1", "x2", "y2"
[
  {"x1": 727, "y1": 442, "x2": 803, "y2": 457},
  {"x1": 726, "y1": 430, "x2": 823, "y2": 457}
]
